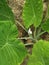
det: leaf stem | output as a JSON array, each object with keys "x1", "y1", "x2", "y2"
[
  {"x1": 25, "y1": 43, "x2": 33, "y2": 46},
  {"x1": 17, "y1": 37, "x2": 35, "y2": 41},
  {"x1": 36, "y1": 31, "x2": 46, "y2": 39},
  {"x1": 15, "y1": 20, "x2": 28, "y2": 33},
  {"x1": 34, "y1": 28, "x2": 38, "y2": 42}
]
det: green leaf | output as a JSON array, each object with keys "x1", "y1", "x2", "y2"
[
  {"x1": 0, "y1": 21, "x2": 27, "y2": 65},
  {"x1": 27, "y1": 40, "x2": 49, "y2": 65},
  {"x1": 22, "y1": 0, "x2": 43, "y2": 28},
  {"x1": 42, "y1": 19, "x2": 49, "y2": 32},
  {"x1": 0, "y1": 1, "x2": 27, "y2": 65},
  {"x1": 0, "y1": 0, "x2": 14, "y2": 21}
]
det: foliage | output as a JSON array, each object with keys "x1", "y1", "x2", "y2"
[
  {"x1": 0, "y1": 0, "x2": 14, "y2": 21},
  {"x1": 0, "y1": 0, "x2": 27, "y2": 65},
  {"x1": 27, "y1": 40, "x2": 49, "y2": 65},
  {"x1": 42, "y1": 19, "x2": 49, "y2": 32},
  {"x1": 0, "y1": 0, "x2": 49, "y2": 65},
  {"x1": 22, "y1": 0, "x2": 43, "y2": 28}
]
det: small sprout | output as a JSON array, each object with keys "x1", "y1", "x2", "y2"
[{"x1": 28, "y1": 28, "x2": 32, "y2": 35}]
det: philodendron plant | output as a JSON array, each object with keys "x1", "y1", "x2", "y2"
[{"x1": 0, "y1": 0, "x2": 49, "y2": 65}]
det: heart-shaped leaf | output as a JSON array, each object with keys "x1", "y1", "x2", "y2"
[
  {"x1": 0, "y1": 21, "x2": 27, "y2": 65},
  {"x1": 22, "y1": 0, "x2": 43, "y2": 28},
  {"x1": 0, "y1": 1, "x2": 27, "y2": 65},
  {"x1": 27, "y1": 40, "x2": 49, "y2": 65}
]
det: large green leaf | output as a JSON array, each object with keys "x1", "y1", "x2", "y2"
[
  {"x1": 0, "y1": 0, "x2": 14, "y2": 21},
  {"x1": 22, "y1": 0, "x2": 43, "y2": 28},
  {"x1": 0, "y1": 21, "x2": 27, "y2": 65},
  {"x1": 42, "y1": 19, "x2": 49, "y2": 32},
  {"x1": 27, "y1": 40, "x2": 49, "y2": 65}
]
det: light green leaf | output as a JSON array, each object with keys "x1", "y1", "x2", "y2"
[
  {"x1": 0, "y1": 21, "x2": 27, "y2": 65},
  {"x1": 22, "y1": 0, "x2": 43, "y2": 28},
  {"x1": 27, "y1": 40, "x2": 49, "y2": 65},
  {"x1": 42, "y1": 19, "x2": 49, "y2": 32},
  {"x1": 0, "y1": 0, "x2": 14, "y2": 21}
]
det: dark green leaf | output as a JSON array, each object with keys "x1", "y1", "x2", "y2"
[
  {"x1": 0, "y1": 0, "x2": 14, "y2": 21},
  {"x1": 42, "y1": 19, "x2": 49, "y2": 32}
]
